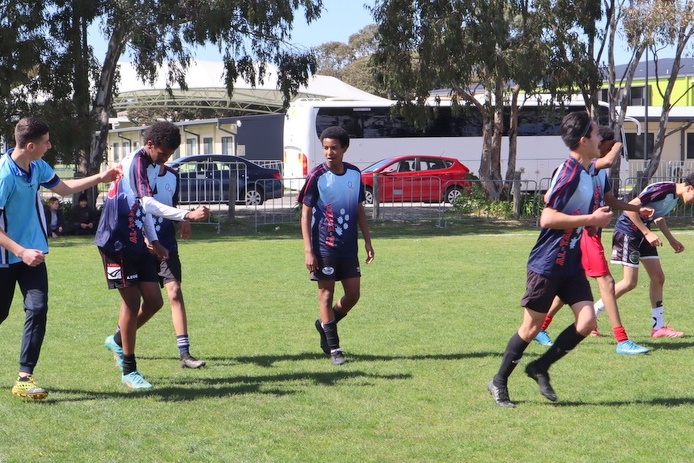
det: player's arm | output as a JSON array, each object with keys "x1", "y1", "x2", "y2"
[
  {"x1": 50, "y1": 167, "x2": 121, "y2": 196},
  {"x1": 654, "y1": 217, "x2": 684, "y2": 253},
  {"x1": 357, "y1": 202, "x2": 374, "y2": 264},
  {"x1": 0, "y1": 227, "x2": 44, "y2": 266},
  {"x1": 140, "y1": 196, "x2": 209, "y2": 222},
  {"x1": 604, "y1": 191, "x2": 654, "y2": 217},
  {"x1": 594, "y1": 141, "x2": 622, "y2": 171},
  {"x1": 539, "y1": 205, "x2": 612, "y2": 230},
  {"x1": 623, "y1": 198, "x2": 661, "y2": 246},
  {"x1": 301, "y1": 204, "x2": 317, "y2": 271}
]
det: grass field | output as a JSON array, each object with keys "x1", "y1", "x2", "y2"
[{"x1": 0, "y1": 222, "x2": 692, "y2": 462}]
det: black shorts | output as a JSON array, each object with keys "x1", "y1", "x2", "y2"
[
  {"x1": 610, "y1": 230, "x2": 659, "y2": 268},
  {"x1": 520, "y1": 270, "x2": 593, "y2": 313},
  {"x1": 158, "y1": 252, "x2": 182, "y2": 286},
  {"x1": 310, "y1": 255, "x2": 361, "y2": 281},
  {"x1": 99, "y1": 248, "x2": 160, "y2": 289}
]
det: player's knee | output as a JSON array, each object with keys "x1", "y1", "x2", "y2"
[{"x1": 651, "y1": 272, "x2": 665, "y2": 288}]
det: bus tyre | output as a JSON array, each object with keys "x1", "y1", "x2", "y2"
[
  {"x1": 445, "y1": 186, "x2": 464, "y2": 204},
  {"x1": 364, "y1": 187, "x2": 374, "y2": 205},
  {"x1": 245, "y1": 186, "x2": 264, "y2": 206}
]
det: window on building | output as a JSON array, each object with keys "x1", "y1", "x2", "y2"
[
  {"x1": 625, "y1": 132, "x2": 654, "y2": 160},
  {"x1": 686, "y1": 133, "x2": 694, "y2": 159},
  {"x1": 203, "y1": 137, "x2": 213, "y2": 154},
  {"x1": 221, "y1": 136, "x2": 234, "y2": 155},
  {"x1": 186, "y1": 138, "x2": 198, "y2": 156},
  {"x1": 629, "y1": 86, "x2": 650, "y2": 106},
  {"x1": 112, "y1": 142, "x2": 119, "y2": 161}
]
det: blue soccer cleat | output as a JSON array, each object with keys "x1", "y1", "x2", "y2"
[
  {"x1": 616, "y1": 339, "x2": 650, "y2": 355},
  {"x1": 534, "y1": 330, "x2": 554, "y2": 346}
]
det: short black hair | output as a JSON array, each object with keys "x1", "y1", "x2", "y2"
[
  {"x1": 15, "y1": 117, "x2": 50, "y2": 148},
  {"x1": 320, "y1": 126, "x2": 350, "y2": 149},
  {"x1": 78, "y1": 193, "x2": 88, "y2": 203},
  {"x1": 598, "y1": 125, "x2": 614, "y2": 142},
  {"x1": 560, "y1": 111, "x2": 593, "y2": 150},
  {"x1": 684, "y1": 173, "x2": 694, "y2": 187},
  {"x1": 144, "y1": 121, "x2": 181, "y2": 150}
]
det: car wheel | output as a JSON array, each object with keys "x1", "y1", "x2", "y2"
[
  {"x1": 364, "y1": 186, "x2": 374, "y2": 205},
  {"x1": 245, "y1": 186, "x2": 264, "y2": 206},
  {"x1": 445, "y1": 186, "x2": 464, "y2": 204}
]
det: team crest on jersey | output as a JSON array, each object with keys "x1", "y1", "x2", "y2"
[
  {"x1": 628, "y1": 251, "x2": 640, "y2": 265},
  {"x1": 322, "y1": 266, "x2": 335, "y2": 276}
]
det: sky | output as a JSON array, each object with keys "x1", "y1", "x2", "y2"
[{"x1": 91, "y1": 0, "x2": 660, "y2": 69}]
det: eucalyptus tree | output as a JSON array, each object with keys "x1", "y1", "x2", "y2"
[
  {"x1": 622, "y1": 0, "x2": 694, "y2": 191},
  {"x1": 371, "y1": 0, "x2": 604, "y2": 196},
  {"x1": 1, "y1": 0, "x2": 324, "y2": 182}
]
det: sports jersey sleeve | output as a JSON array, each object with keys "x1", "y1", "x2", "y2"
[
  {"x1": 37, "y1": 161, "x2": 60, "y2": 189},
  {"x1": 639, "y1": 182, "x2": 675, "y2": 206},
  {"x1": 546, "y1": 161, "x2": 579, "y2": 211},
  {"x1": 297, "y1": 168, "x2": 321, "y2": 207}
]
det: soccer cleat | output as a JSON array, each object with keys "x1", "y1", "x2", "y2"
[
  {"x1": 122, "y1": 371, "x2": 153, "y2": 390},
  {"x1": 651, "y1": 325, "x2": 684, "y2": 338},
  {"x1": 179, "y1": 355, "x2": 206, "y2": 369},
  {"x1": 534, "y1": 330, "x2": 554, "y2": 346},
  {"x1": 487, "y1": 380, "x2": 515, "y2": 408},
  {"x1": 616, "y1": 340, "x2": 650, "y2": 355},
  {"x1": 104, "y1": 335, "x2": 124, "y2": 370},
  {"x1": 330, "y1": 349, "x2": 346, "y2": 366},
  {"x1": 11, "y1": 376, "x2": 48, "y2": 400},
  {"x1": 525, "y1": 361, "x2": 557, "y2": 402},
  {"x1": 315, "y1": 319, "x2": 330, "y2": 355}
]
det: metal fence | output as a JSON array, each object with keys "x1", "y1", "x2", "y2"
[{"x1": 41, "y1": 167, "x2": 694, "y2": 233}]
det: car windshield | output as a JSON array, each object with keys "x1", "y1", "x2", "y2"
[{"x1": 363, "y1": 158, "x2": 396, "y2": 173}]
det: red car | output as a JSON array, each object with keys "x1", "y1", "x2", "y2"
[{"x1": 361, "y1": 155, "x2": 471, "y2": 204}]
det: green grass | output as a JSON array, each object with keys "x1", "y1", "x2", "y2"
[{"x1": 0, "y1": 223, "x2": 693, "y2": 462}]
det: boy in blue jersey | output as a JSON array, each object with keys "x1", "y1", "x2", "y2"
[
  {"x1": 598, "y1": 173, "x2": 694, "y2": 338},
  {"x1": 488, "y1": 112, "x2": 613, "y2": 407},
  {"x1": 298, "y1": 126, "x2": 375, "y2": 366},
  {"x1": 0, "y1": 117, "x2": 119, "y2": 399},
  {"x1": 96, "y1": 121, "x2": 210, "y2": 390}
]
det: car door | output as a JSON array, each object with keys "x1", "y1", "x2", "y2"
[
  {"x1": 417, "y1": 158, "x2": 447, "y2": 202},
  {"x1": 385, "y1": 158, "x2": 417, "y2": 202}
]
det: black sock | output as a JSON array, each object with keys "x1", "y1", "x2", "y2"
[
  {"x1": 334, "y1": 307, "x2": 347, "y2": 324},
  {"x1": 494, "y1": 333, "x2": 529, "y2": 386},
  {"x1": 114, "y1": 330, "x2": 123, "y2": 347},
  {"x1": 322, "y1": 320, "x2": 340, "y2": 351},
  {"x1": 122, "y1": 354, "x2": 137, "y2": 375},
  {"x1": 534, "y1": 324, "x2": 585, "y2": 371}
]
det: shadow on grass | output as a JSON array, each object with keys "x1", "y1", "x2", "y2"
[
  {"x1": 44, "y1": 369, "x2": 412, "y2": 403},
  {"x1": 139, "y1": 350, "x2": 498, "y2": 368},
  {"x1": 638, "y1": 340, "x2": 694, "y2": 351},
  {"x1": 546, "y1": 397, "x2": 694, "y2": 407}
]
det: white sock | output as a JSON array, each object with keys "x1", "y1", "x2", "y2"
[
  {"x1": 651, "y1": 306, "x2": 664, "y2": 330},
  {"x1": 594, "y1": 299, "x2": 605, "y2": 317}
]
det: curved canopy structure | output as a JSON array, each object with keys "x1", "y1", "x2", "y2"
[{"x1": 112, "y1": 60, "x2": 387, "y2": 115}]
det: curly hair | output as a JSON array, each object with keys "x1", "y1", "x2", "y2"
[
  {"x1": 319, "y1": 126, "x2": 350, "y2": 149},
  {"x1": 144, "y1": 121, "x2": 181, "y2": 150}
]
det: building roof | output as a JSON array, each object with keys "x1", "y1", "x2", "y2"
[
  {"x1": 112, "y1": 60, "x2": 387, "y2": 115},
  {"x1": 613, "y1": 57, "x2": 694, "y2": 80}
]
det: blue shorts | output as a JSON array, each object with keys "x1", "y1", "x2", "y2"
[
  {"x1": 610, "y1": 230, "x2": 659, "y2": 268},
  {"x1": 310, "y1": 255, "x2": 361, "y2": 281}
]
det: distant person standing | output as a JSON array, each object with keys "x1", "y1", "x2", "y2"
[
  {"x1": 298, "y1": 126, "x2": 375, "y2": 366},
  {"x1": 70, "y1": 193, "x2": 98, "y2": 235},
  {"x1": 488, "y1": 112, "x2": 612, "y2": 407},
  {"x1": 0, "y1": 117, "x2": 119, "y2": 399}
]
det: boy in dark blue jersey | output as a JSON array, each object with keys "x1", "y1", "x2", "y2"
[
  {"x1": 488, "y1": 112, "x2": 613, "y2": 407},
  {"x1": 600, "y1": 174, "x2": 694, "y2": 338},
  {"x1": 96, "y1": 121, "x2": 210, "y2": 389},
  {"x1": 298, "y1": 126, "x2": 375, "y2": 366},
  {"x1": 0, "y1": 117, "x2": 119, "y2": 399}
]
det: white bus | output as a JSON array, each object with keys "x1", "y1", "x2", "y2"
[{"x1": 283, "y1": 98, "x2": 630, "y2": 191}]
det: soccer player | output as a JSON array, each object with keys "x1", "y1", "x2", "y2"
[
  {"x1": 488, "y1": 111, "x2": 613, "y2": 408},
  {"x1": 534, "y1": 126, "x2": 653, "y2": 355},
  {"x1": 597, "y1": 172, "x2": 694, "y2": 338},
  {"x1": 96, "y1": 121, "x2": 210, "y2": 390},
  {"x1": 298, "y1": 126, "x2": 375, "y2": 366},
  {"x1": 150, "y1": 162, "x2": 206, "y2": 368},
  {"x1": 0, "y1": 117, "x2": 119, "y2": 399}
]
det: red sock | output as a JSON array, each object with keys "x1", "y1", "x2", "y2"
[
  {"x1": 541, "y1": 316, "x2": 553, "y2": 331},
  {"x1": 612, "y1": 325, "x2": 628, "y2": 343}
]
